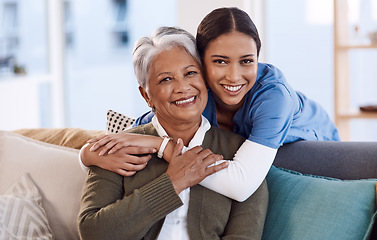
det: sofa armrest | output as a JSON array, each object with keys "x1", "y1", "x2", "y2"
[{"x1": 274, "y1": 141, "x2": 377, "y2": 180}]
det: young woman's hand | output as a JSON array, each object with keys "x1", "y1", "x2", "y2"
[
  {"x1": 88, "y1": 133, "x2": 160, "y2": 156},
  {"x1": 81, "y1": 142, "x2": 157, "y2": 176},
  {"x1": 99, "y1": 148, "x2": 153, "y2": 176},
  {"x1": 166, "y1": 138, "x2": 228, "y2": 194}
]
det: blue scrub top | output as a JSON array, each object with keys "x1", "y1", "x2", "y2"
[{"x1": 134, "y1": 63, "x2": 340, "y2": 149}]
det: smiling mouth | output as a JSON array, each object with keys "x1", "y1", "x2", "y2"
[
  {"x1": 172, "y1": 96, "x2": 196, "y2": 105},
  {"x1": 222, "y1": 84, "x2": 243, "y2": 92}
]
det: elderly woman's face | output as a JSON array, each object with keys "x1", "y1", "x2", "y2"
[{"x1": 140, "y1": 46, "x2": 207, "y2": 124}]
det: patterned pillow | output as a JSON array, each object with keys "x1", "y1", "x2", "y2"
[
  {"x1": 106, "y1": 109, "x2": 136, "y2": 134},
  {"x1": 0, "y1": 173, "x2": 53, "y2": 239}
]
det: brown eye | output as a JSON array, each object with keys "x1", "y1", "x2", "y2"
[
  {"x1": 241, "y1": 59, "x2": 253, "y2": 64},
  {"x1": 213, "y1": 59, "x2": 227, "y2": 64},
  {"x1": 186, "y1": 71, "x2": 197, "y2": 76},
  {"x1": 159, "y1": 77, "x2": 171, "y2": 84}
]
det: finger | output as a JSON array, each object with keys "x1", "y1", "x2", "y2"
[
  {"x1": 99, "y1": 140, "x2": 119, "y2": 156},
  {"x1": 108, "y1": 143, "x2": 124, "y2": 154},
  {"x1": 202, "y1": 153, "x2": 223, "y2": 166},
  {"x1": 205, "y1": 161, "x2": 229, "y2": 176},
  {"x1": 196, "y1": 148, "x2": 214, "y2": 160},
  {"x1": 124, "y1": 171, "x2": 137, "y2": 177},
  {"x1": 122, "y1": 162, "x2": 148, "y2": 172},
  {"x1": 87, "y1": 135, "x2": 107, "y2": 143},
  {"x1": 115, "y1": 169, "x2": 137, "y2": 177},
  {"x1": 119, "y1": 146, "x2": 157, "y2": 155},
  {"x1": 172, "y1": 138, "x2": 184, "y2": 158},
  {"x1": 90, "y1": 137, "x2": 112, "y2": 152},
  {"x1": 120, "y1": 154, "x2": 152, "y2": 165},
  {"x1": 185, "y1": 145, "x2": 204, "y2": 154}
]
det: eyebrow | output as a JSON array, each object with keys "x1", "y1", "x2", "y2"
[
  {"x1": 154, "y1": 70, "x2": 169, "y2": 78},
  {"x1": 210, "y1": 54, "x2": 256, "y2": 58},
  {"x1": 184, "y1": 64, "x2": 198, "y2": 70},
  {"x1": 156, "y1": 65, "x2": 199, "y2": 78}
]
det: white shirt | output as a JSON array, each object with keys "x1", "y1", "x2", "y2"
[{"x1": 152, "y1": 115, "x2": 210, "y2": 240}]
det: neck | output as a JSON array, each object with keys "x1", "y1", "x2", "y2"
[
  {"x1": 213, "y1": 95, "x2": 244, "y2": 131},
  {"x1": 156, "y1": 115, "x2": 202, "y2": 146}
]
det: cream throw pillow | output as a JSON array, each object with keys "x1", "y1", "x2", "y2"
[
  {"x1": 0, "y1": 130, "x2": 86, "y2": 239},
  {"x1": 0, "y1": 173, "x2": 53, "y2": 239},
  {"x1": 106, "y1": 109, "x2": 135, "y2": 134}
]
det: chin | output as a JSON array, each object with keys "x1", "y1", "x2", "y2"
[{"x1": 221, "y1": 96, "x2": 243, "y2": 106}]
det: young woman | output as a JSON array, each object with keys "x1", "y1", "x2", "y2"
[
  {"x1": 78, "y1": 26, "x2": 267, "y2": 240},
  {"x1": 83, "y1": 7, "x2": 339, "y2": 202}
]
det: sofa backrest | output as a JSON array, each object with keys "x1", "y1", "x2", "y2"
[
  {"x1": 0, "y1": 130, "x2": 86, "y2": 239},
  {"x1": 274, "y1": 140, "x2": 377, "y2": 180}
]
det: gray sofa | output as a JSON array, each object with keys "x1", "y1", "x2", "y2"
[
  {"x1": 275, "y1": 140, "x2": 377, "y2": 180},
  {"x1": 1, "y1": 128, "x2": 376, "y2": 239},
  {"x1": 274, "y1": 140, "x2": 377, "y2": 239}
]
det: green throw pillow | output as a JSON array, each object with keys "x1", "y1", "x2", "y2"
[{"x1": 262, "y1": 166, "x2": 377, "y2": 240}]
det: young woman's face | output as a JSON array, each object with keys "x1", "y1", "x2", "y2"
[
  {"x1": 140, "y1": 46, "x2": 207, "y2": 124},
  {"x1": 203, "y1": 31, "x2": 258, "y2": 109}
]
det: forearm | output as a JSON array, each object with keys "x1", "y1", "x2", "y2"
[
  {"x1": 79, "y1": 143, "x2": 91, "y2": 171},
  {"x1": 78, "y1": 167, "x2": 182, "y2": 240},
  {"x1": 79, "y1": 142, "x2": 109, "y2": 170},
  {"x1": 199, "y1": 140, "x2": 277, "y2": 202}
]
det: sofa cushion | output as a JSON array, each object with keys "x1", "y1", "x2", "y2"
[
  {"x1": 0, "y1": 130, "x2": 86, "y2": 239},
  {"x1": 0, "y1": 173, "x2": 53, "y2": 239},
  {"x1": 262, "y1": 166, "x2": 377, "y2": 240}
]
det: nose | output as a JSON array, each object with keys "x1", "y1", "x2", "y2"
[
  {"x1": 174, "y1": 77, "x2": 191, "y2": 93},
  {"x1": 226, "y1": 63, "x2": 242, "y2": 82}
]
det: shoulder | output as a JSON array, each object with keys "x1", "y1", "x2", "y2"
[
  {"x1": 124, "y1": 123, "x2": 158, "y2": 136},
  {"x1": 203, "y1": 127, "x2": 245, "y2": 159},
  {"x1": 208, "y1": 126, "x2": 245, "y2": 141},
  {"x1": 254, "y1": 63, "x2": 290, "y2": 91},
  {"x1": 246, "y1": 81, "x2": 295, "y2": 116},
  {"x1": 257, "y1": 63, "x2": 285, "y2": 79},
  {"x1": 251, "y1": 65, "x2": 295, "y2": 106},
  {"x1": 133, "y1": 111, "x2": 154, "y2": 126}
]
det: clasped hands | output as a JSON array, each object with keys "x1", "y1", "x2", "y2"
[{"x1": 85, "y1": 133, "x2": 228, "y2": 194}]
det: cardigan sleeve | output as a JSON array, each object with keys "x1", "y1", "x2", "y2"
[
  {"x1": 221, "y1": 180, "x2": 269, "y2": 240},
  {"x1": 78, "y1": 166, "x2": 182, "y2": 240}
]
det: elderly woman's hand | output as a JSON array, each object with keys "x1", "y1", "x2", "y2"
[{"x1": 166, "y1": 138, "x2": 229, "y2": 194}]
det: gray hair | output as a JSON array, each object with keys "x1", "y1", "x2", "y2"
[{"x1": 133, "y1": 26, "x2": 201, "y2": 88}]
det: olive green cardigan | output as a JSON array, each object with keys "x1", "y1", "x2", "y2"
[{"x1": 78, "y1": 123, "x2": 268, "y2": 240}]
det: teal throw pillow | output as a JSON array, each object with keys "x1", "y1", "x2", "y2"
[{"x1": 262, "y1": 166, "x2": 377, "y2": 240}]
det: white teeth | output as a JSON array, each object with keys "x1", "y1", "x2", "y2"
[
  {"x1": 223, "y1": 85, "x2": 242, "y2": 92},
  {"x1": 174, "y1": 96, "x2": 195, "y2": 105}
]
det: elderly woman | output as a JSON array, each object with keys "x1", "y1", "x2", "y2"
[{"x1": 78, "y1": 27, "x2": 268, "y2": 240}]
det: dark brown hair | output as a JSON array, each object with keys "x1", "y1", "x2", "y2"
[{"x1": 196, "y1": 7, "x2": 261, "y2": 60}]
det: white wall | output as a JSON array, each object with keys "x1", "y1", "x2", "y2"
[{"x1": 177, "y1": 0, "x2": 266, "y2": 59}]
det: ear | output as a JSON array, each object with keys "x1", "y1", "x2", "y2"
[{"x1": 139, "y1": 86, "x2": 153, "y2": 108}]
